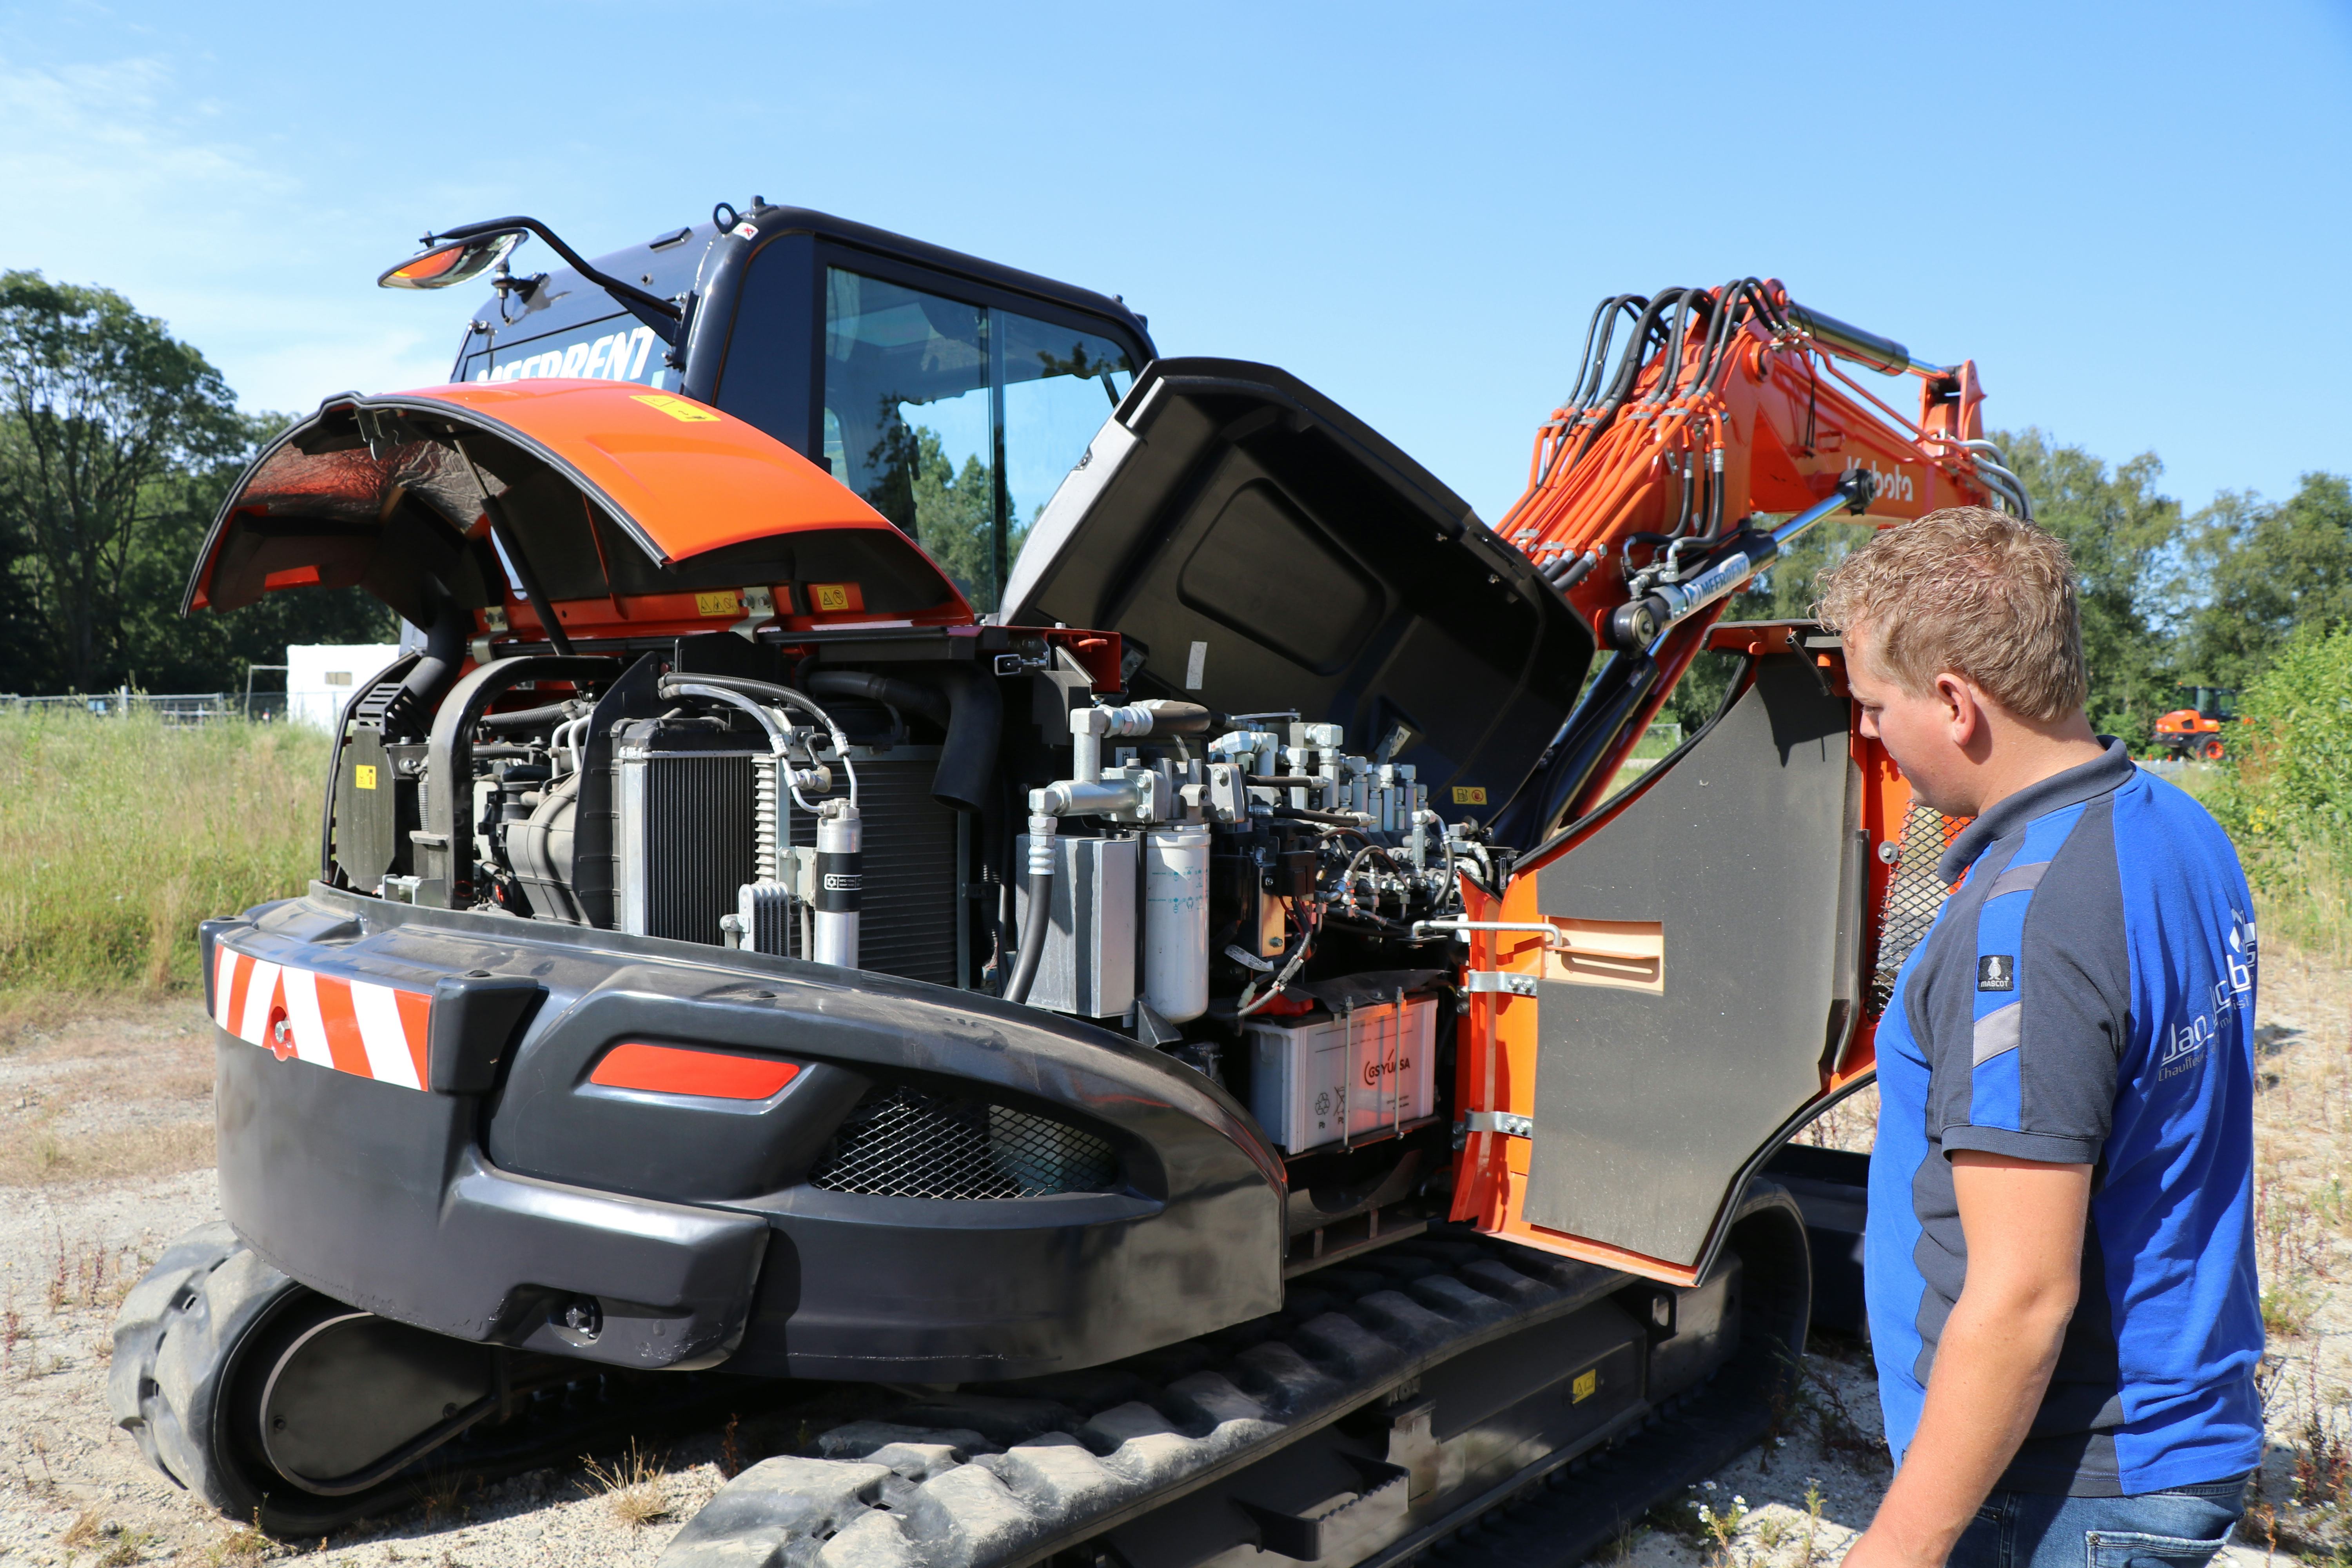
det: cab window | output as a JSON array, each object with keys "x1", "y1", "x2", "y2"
[{"x1": 820, "y1": 267, "x2": 1136, "y2": 612}]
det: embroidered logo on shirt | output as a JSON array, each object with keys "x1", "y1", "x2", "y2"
[{"x1": 1978, "y1": 955, "x2": 2015, "y2": 991}]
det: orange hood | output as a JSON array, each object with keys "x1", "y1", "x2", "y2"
[{"x1": 184, "y1": 379, "x2": 973, "y2": 636}]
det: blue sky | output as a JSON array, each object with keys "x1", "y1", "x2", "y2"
[{"x1": 3, "y1": 0, "x2": 2347, "y2": 524}]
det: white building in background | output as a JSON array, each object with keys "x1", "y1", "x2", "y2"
[{"x1": 286, "y1": 644, "x2": 401, "y2": 729}]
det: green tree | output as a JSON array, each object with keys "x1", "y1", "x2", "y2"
[
  {"x1": 0, "y1": 272, "x2": 248, "y2": 690},
  {"x1": 862, "y1": 411, "x2": 1002, "y2": 609},
  {"x1": 2177, "y1": 473, "x2": 2352, "y2": 691},
  {"x1": 1996, "y1": 429, "x2": 2182, "y2": 745}
]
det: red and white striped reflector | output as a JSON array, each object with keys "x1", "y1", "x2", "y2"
[{"x1": 212, "y1": 945, "x2": 432, "y2": 1091}]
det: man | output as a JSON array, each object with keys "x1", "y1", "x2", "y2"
[{"x1": 1813, "y1": 507, "x2": 2263, "y2": 1568}]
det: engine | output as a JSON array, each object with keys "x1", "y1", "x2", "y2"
[{"x1": 331, "y1": 631, "x2": 1487, "y2": 1189}]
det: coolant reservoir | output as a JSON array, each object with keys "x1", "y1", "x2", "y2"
[{"x1": 1143, "y1": 825, "x2": 1210, "y2": 1024}]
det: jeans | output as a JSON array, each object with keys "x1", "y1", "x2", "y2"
[{"x1": 1951, "y1": 1477, "x2": 2249, "y2": 1568}]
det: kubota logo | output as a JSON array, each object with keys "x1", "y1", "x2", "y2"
[{"x1": 1847, "y1": 459, "x2": 1915, "y2": 505}]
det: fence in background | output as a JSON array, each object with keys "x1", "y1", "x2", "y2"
[{"x1": 0, "y1": 688, "x2": 291, "y2": 724}]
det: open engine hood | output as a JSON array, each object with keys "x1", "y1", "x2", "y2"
[
  {"x1": 185, "y1": 379, "x2": 973, "y2": 635},
  {"x1": 1002, "y1": 359, "x2": 1593, "y2": 809}
]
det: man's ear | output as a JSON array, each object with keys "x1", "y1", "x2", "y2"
[{"x1": 1935, "y1": 671, "x2": 1982, "y2": 747}]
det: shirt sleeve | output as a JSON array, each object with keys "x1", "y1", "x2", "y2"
[{"x1": 1927, "y1": 835, "x2": 2128, "y2": 1167}]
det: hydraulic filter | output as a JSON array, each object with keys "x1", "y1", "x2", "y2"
[
  {"x1": 813, "y1": 800, "x2": 861, "y2": 968},
  {"x1": 1143, "y1": 824, "x2": 1210, "y2": 1024}
]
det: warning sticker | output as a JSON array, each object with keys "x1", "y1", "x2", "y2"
[
  {"x1": 354, "y1": 764, "x2": 378, "y2": 791},
  {"x1": 1453, "y1": 786, "x2": 1488, "y2": 806},
  {"x1": 695, "y1": 591, "x2": 740, "y2": 617},
  {"x1": 810, "y1": 584, "x2": 854, "y2": 612},
  {"x1": 632, "y1": 393, "x2": 720, "y2": 423},
  {"x1": 1572, "y1": 1368, "x2": 1597, "y2": 1403}
]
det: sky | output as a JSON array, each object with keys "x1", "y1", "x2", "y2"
[{"x1": 3, "y1": 0, "x2": 2348, "y2": 525}]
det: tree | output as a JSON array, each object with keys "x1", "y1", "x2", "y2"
[
  {"x1": 0, "y1": 272, "x2": 249, "y2": 690},
  {"x1": 2177, "y1": 473, "x2": 2352, "y2": 691},
  {"x1": 1995, "y1": 429, "x2": 2182, "y2": 745}
]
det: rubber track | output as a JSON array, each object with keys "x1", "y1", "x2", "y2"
[
  {"x1": 1398, "y1": 1374, "x2": 1778, "y2": 1567},
  {"x1": 659, "y1": 1236, "x2": 1633, "y2": 1568}
]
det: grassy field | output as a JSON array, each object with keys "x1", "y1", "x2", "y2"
[{"x1": 0, "y1": 712, "x2": 327, "y2": 1013}]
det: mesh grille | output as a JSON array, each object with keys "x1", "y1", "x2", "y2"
[
  {"x1": 1869, "y1": 803, "x2": 1966, "y2": 1013},
  {"x1": 808, "y1": 1087, "x2": 1120, "y2": 1200}
]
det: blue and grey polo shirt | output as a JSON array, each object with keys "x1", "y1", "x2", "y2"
[{"x1": 1866, "y1": 739, "x2": 2263, "y2": 1496}]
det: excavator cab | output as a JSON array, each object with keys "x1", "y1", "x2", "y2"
[{"x1": 441, "y1": 205, "x2": 1156, "y2": 613}]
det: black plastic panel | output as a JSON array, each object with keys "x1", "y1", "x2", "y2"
[{"x1": 1523, "y1": 655, "x2": 1858, "y2": 1266}]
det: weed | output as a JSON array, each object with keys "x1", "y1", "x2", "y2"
[
  {"x1": 60, "y1": 1510, "x2": 105, "y2": 1548},
  {"x1": 719, "y1": 1412, "x2": 748, "y2": 1479},
  {"x1": 1796, "y1": 1358, "x2": 1886, "y2": 1472},
  {"x1": 1800, "y1": 1478, "x2": 1826, "y2": 1568},
  {"x1": 96, "y1": 1528, "x2": 156, "y2": 1566},
  {"x1": 1755, "y1": 1515, "x2": 1789, "y2": 1552},
  {"x1": 580, "y1": 1439, "x2": 672, "y2": 1528},
  {"x1": 204, "y1": 1510, "x2": 270, "y2": 1566},
  {"x1": 1694, "y1": 1488, "x2": 1749, "y2": 1566},
  {"x1": 417, "y1": 1467, "x2": 471, "y2": 1527},
  {"x1": 1646, "y1": 1488, "x2": 1715, "y2": 1549},
  {"x1": 2263, "y1": 1280, "x2": 2322, "y2": 1339}
]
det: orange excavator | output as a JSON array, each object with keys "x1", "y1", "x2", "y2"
[{"x1": 123, "y1": 205, "x2": 2027, "y2": 1568}]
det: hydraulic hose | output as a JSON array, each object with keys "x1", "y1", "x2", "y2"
[
  {"x1": 804, "y1": 669, "x2": 951, "y2": 729},
  {"x1": 929, "y1": 667, "x2": 1002, "y2": 815},
  {"x1": 1002, "y1": 814, "x2": 1056, "y2": 1004},
  {"x1": 802, "y1": 666, "x2": 1003, "y2": 814},
  {"x1": 388, "y1": 597, "x2": 469, "y2": 739}
]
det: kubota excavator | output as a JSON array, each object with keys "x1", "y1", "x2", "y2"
[
  {"x1": 2155, "y1": 686, "x2": 2239, "y2": 762},
  {"x1": 111, "y1": 202, "x2": 2026, "y2": 1568}
]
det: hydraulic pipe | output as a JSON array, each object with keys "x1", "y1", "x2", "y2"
[{"x1": 1003, "y1": 813, "x2": 1056, "y2": 1004}]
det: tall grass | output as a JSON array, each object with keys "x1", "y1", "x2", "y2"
[
  {"x1": 0, "y1": 712, "x2": 325, "y2": 1001},
  {"x1": 2205, "y1": 623, "x2": 2352, "y2": 963}
]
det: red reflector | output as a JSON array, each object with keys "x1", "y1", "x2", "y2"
[
  {"x1": 588, "y1": 1043, "x2": 800, "y2": 1100},
  {"x1": 263, "y1": 564, "x2": 323, "y2": 590}
]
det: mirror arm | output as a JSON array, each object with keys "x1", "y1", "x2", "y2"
[{"x1": 432, "y1": 216, "x2": 683, "y2": 343}]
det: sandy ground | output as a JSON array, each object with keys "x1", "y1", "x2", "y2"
[{"x1": 1, "y1": 958, "x2": 2345, "y2": 1567}]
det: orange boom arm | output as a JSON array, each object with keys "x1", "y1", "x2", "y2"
[{"x1": 1483, "y1": 278, "x2": 2027, "y2": 847}]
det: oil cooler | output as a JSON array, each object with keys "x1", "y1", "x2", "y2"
[{"x1": 615, "y1": 723, "x2": 961, "y2": 985}]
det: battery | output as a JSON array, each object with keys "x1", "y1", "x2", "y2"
[{"x1": 1244, "y1": 995, "x2": 1436, "y2": 1153}]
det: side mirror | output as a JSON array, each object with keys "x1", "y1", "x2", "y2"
[{"x1": 377, "y1": 230, "x2": 525, "y2": 291}]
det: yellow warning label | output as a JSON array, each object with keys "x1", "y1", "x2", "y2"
[
  {"x1": 811, "y1": 583, "x2": 852, "y2": 612},
  {"x1": 354, "y1": 764, "x2": 378, "y2": 790},
  {"x1": 695, "y1": 591, "x2": 740, "y2": 617},
  {"x1": 632, "y1": 393, "x2": 720, "y2": 423},
  {"x1": 1452, "y1": 786, "x2": 1488, "y2": 806},
  {"x1": 1572, "y1": 1368, "x2": 1597, "y2": 1403}
]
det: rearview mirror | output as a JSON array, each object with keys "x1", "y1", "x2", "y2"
[{"x1": 377, "y1": 230, "x2": 524, "y2": 291}]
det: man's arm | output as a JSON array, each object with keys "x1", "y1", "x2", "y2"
[{"x1": 1844, "y1": 1152, "x2": 2093, "y2": 1568}]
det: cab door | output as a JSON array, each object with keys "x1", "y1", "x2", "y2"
[{"x1": 1450, "y1": 633, "x2": 1909, "y2": 1287}]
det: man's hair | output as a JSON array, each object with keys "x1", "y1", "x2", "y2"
[{"x1": 1812, "y1": 506, "x2": 2087, "y2": 722}]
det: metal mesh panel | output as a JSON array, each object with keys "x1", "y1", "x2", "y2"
[
  {"x1": 784, "y1": 755, "x2": 960, "y2": 986},
  {"x1": 1869, "y1": 803, "x2": 1966, "y2": 1013},
  {"x1": 808, "y1": 1086, "x2": 1120, "y2": 1200}
]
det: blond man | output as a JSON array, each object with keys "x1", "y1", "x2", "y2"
[{"x1": 1815, "y1": 508, "x2": 2261, "y2": 1568}]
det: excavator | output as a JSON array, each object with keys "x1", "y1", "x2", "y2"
[{"x1": 112, "y1": 202, "x2": 2027, "y2": 1568}]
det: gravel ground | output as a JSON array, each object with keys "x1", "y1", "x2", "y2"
[{"x1": 0, "y1": 967, "x2": 2341, "y2": 1567}]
